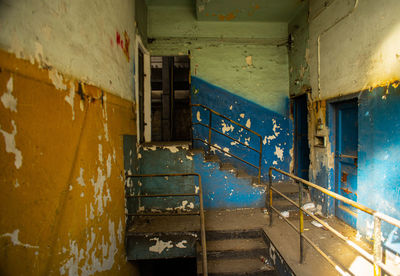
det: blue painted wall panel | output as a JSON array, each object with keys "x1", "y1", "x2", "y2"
[
  {"x1": 193, "y1": 153, "x2": 265, "y2": 209},
  {"x1": 191, "y1": 76, "x2": 293, "y2": 182},
  {"x1": 358, "y1": 85, "x2": 400, "y2": 248},
  {"x1": 131, "y1": 146, "x2": 199, "y2": 212}
]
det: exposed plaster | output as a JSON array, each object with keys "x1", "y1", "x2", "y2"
[
  {"x1": 106, "y1": 154, "x2": 112, "y2": 178},
  {"x1": 176, "y1": 240, "x2": 187, "y2": 248},
  {"x1": 166, "y1": 146, "x2": 179, "y2": 153},
  {"x1": 90, "y1": 167, "x2": 111, "y2": 216},
  {"x1": 221, "y1": 121, "x2": 234, "y2": 134},
  {"x1": 246, "y1": 119, "x2": 251, "y2": 128},
  {"x1": 274, "y1": 146, "x2": 284, "y2": 161},
  {"x1": 245, "y1": 56, "x2": 253, "y2": 66},
  {"x1": 98, "y1": 144, "x2": 103, "y2": 164},
  {"x1": 196, "y1": 111, "x2": 202, "y2": 122},
  {"x1": 0, "y1": 120, "x2": 22, "y2": 169},
  {"x1": 76, "y1": 168, "x2": 85, "y2": 186},
  {"x1": 64, "y1": 81, "x2": 75, "y2": 120},
  {"x1": 59, "y1": 219, "x2": 118, "y2": 275},
  {"x1": 149, "y1": 238, "x2": 173, "y2": 254},
  {"x1": 102, "y1": 94, "x2": 109, "y2": 142},
  {"x1": 48, "y1": 68, "x2": 67, "y2": 90},
  {"x1": 1, "y1": 76, "x2": 17, "y2": 112},
  {"x1": 1, "y1": 229, "x2": 39, "y2": 249}
]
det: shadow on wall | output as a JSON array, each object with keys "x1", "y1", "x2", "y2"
[{"x1": 191, "y1": 76, "x2": 293, "y2": 182}]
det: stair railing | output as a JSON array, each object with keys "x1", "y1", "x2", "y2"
[
  {"x1": 125, "y1": 173, "x2": 208, "y2": 276},
  {"x1": 191, "y1": 104, "x2": 263, "y2": 185},
  {"x1": 268, "y1": 166, "x2": 400, "y2": 276}
]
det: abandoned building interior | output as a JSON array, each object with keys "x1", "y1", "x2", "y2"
[{"x1": 1, "y1": 0, "x2": 400, "y2": 275}]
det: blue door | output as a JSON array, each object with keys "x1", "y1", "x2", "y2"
[
  {"x1": 335, "y1": 100, "x2": 358, "y2": 228},
  {"x1": 294, "y1": 95, "x2": 310, "y2": 180}
]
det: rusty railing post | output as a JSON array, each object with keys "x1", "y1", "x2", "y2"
[
  {"x1": 298, "y1": 180, "x2": 304, "y2": 263},
  {"x1": 198, "y1": 175, "x2": 208, "y2": 276},
  {"x1": 208, "y1": 109, "x2": 212, "y2": 154},
  {"x1": 258, "y1": 136, "x2": 262, "y2": 185},
  {"x1": 373, "y1": 214, "x2": 382, "y2": 276},
  {"x1": 268, "y1": 168, "x2": 273, "y2": 226}
]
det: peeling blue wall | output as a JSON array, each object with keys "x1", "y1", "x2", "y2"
[
  {"x1": 193, "y1": 152, "x2": 265, "y2": 209},
  {"x1": 309, "y1": 84, "x2": 400, "y2": 252},
  {"x1": 191, "y1": 76, "x2": 293, "y2": 182},
  {"x1": 358, "y1": 84, "x2": 400, "y2": 250}
]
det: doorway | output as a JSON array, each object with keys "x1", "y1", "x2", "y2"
[
  {"x1": 293, "y1": 94, "x2": 310, "y2": 180},
  {"x1": 334, "y1": 99, "x2": 358, "y2": 228},
  {"x1": 150, "y1": 56, "x2": 191, "y2": 142}
]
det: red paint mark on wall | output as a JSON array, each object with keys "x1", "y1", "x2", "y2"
[{"x1": 115, "y1": 31, "x2": 130, "y2": 61}]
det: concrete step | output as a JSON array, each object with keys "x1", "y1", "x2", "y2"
[
  {"x1": 197, "y1": 257, "x2": 275, "y2": 276},
  {"x1": 219, "y1": 163, "x2": 237, "y2": 172},
  {"x1": 204, "y1": 154, "x2": 221, "y2": 162},
  {"x1": 198, "y1": 238, "x2": 268, "y2": 260}
]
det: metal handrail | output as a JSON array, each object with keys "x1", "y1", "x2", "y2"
[
  {"x1": 191, "y1": 103, "x2": 263, "y2": 184},
  {"x1": 268, "y1": 167, "x2": 400, "y2": 276},
  {"x1": 126, "y1": 173, "x2": 208, "y2": 276}
]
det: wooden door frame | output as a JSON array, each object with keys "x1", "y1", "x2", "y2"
[{"x1": 134, "y1": 34, "x2": 151, "y2": 143}]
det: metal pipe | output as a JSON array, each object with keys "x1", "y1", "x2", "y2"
[
  {"x1": 193, "y1": 138, "x2": 259, "y2": 169},
  {"x1": 127, "y1": 193, "x2": 198, "y2": 198},
  {"x1": 198, "y1": 175, "x2": 208, "y2": 276},
  {"x1": 317, "y1": 0, "x2": 359, "y2": 98},
  {"x1": 128, "y1": 212, "x2": 201, "y2": 216},
  {"x1": 126, "y1": 173, "x2": 201, "y2": 178},
  {"x1": 373, "y1": 215, "x2": 382, "y2": 276},
  {"x1": 299, "y1": 181, "x2": 304, "y2": 263},
  {"x1": 270, "y1": 206, "x2": 350, "y2": 275},
  {"x1": 192, "y1": 122, "x2": 260, "y2": 153},
  {"x1": 208, "y1": 110, "x2": 212, "y2": 154},
  {"x1": 258, "y1": 136, "x2": 262, "y2": 185},
  {"x1": 268, "y1": 169, "x2": 273, "y2": 227},
  {"x1": 269, "y1": 167, "x2": 375, "y2": 215},
  {"x1": 191, "y1": 104, "x2": 262, "y2": 138},
  {"x1": 268, "y1": 168, "x2": 395, "y2": 275}
]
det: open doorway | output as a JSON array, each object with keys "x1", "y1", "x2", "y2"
[
  {"x1": 293, "y1": 94, "x2": 310, "y2": 180},
  {"x1": 150, "y1": 56, "x2": 191, "y2": 142}
]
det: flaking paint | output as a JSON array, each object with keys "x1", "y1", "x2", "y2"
[{"x1": 0, "y1": 51, "x2": 136, "y2": 275}]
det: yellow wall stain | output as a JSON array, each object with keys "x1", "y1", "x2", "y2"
[{"x1": 0, "y1": 50, "x2": 137, "y2": 275}]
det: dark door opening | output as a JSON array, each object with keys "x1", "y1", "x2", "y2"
[
  {"x1": 334, "y1": 99, "x2": 358, "y2": 228},
  {"x1": 151, "y1": 56, "x2": 191, "y2": 142},
  {"x1": 136, "y1": 257, "x2": 197, "y2": 276},
  {"x1": 293, "y1": 94, "x2": 310, "y2": 180}
]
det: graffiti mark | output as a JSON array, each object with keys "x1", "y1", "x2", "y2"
[{"x1": 115, "y1": 31, "x2": 130, "y2": 61}]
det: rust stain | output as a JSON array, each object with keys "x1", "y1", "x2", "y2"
[
  {"x1": 341, "y1": 187, "x2": 352, "y2": 195},
  {"x1": 341, "y1": 171, "x2": 348, "y2": 183},
  {"x1": 255, "y1": 4, "x2": 260, "y2": 9},
  {"x1": 218, "y1": 11, "x2": 237, "y2": 21}
]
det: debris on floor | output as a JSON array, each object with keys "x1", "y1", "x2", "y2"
[
  {"x1": 311, "y1": 220, "x2": 323, "y2": 228},
  {"x1": 281, "y1": 211, "x2": 290, "y2": 218}
]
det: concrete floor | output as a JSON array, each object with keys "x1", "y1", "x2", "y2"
[{"x1": 264, "y1": 211, "x2": 375, "y2": 276}]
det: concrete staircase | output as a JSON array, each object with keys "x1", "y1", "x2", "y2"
[{"x1": 124, "y1": 142, "x2": 307, "y2": 275}]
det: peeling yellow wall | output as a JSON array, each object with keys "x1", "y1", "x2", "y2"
[{"x1": 0, "y1": 51, "x2": 137, "y2": 275}]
